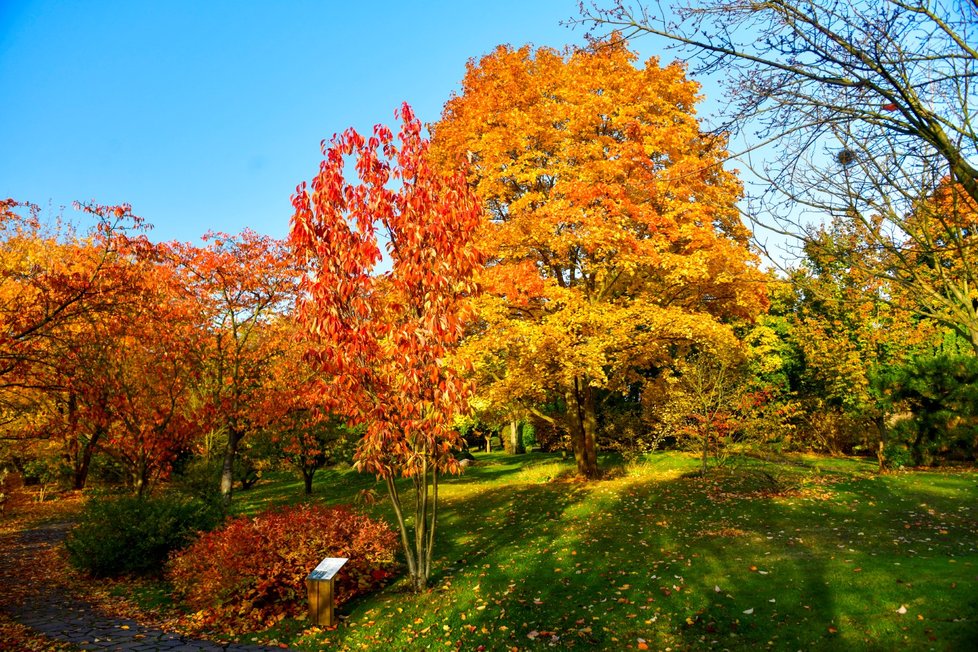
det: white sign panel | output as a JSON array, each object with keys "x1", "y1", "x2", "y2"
[{"x1": 308, "y1": 557, "x2": 348, "y2": 581}]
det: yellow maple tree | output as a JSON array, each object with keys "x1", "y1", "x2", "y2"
[{"x1": 431, "y1": 36, "x2": 767, "y2": 477}]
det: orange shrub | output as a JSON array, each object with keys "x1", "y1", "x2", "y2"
[{"x1": 167, "y1": 504, "x2": 398, "y2": 631}]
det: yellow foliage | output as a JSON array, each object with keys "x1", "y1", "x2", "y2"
[{"x1": 432, "y1": 37, "x2": 767, "y2": 413}]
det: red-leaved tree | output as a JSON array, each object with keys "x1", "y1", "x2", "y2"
[{"x1": 290, "y1": 103, "x2": 482, "y2": 591}]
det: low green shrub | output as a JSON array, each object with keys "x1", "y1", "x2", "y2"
[
  {"x1": 65, "y1": 493, "x2": 224, "y2": 577},
  {"x1": 170, "y1": 456, "x2": 224, "y2": 503},
  {"x1": 171, "y1": 453, "x2": 265, "y2": 501},
  {"x1": 167, "y1": 504, "x2": 399, "y2": 632},
  {"x1": 86, "y1": 452, "x2": 129, "y2": 486}
]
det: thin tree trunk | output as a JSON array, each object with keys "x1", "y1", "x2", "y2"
[
  {"x1": 701, "y1": 425, "x2": 710, "y2": 475},
  {"x1": 385, "y1": 475, "x2": 419, "y2": 584},
  {"x1": 303, "y1": 468, "x2": 315, "y2": 495},
  {"x1": 65, "y1": 392, "x2": 80, "y2": 487},
  {"x1": 134, "y1": 463, "x2": 148, "y2": 498},
  {"x1": 219, "y1": 427, "x2": 243, "y2": 505},
  {"x1": 414, "y1": 462, "x2": 429, "y2": 591},
  {"x1": 874, "y1": 415, "x2": 888, "y2": 473},
  {"x1": 424, "y1": 465, "x2": 438, "y2": 582},
  {"x1": 73, "y1": 426, "x2": 104, "y2": 490},
  {"x1": 380, "y1": 455, "x2": 440, "y2": 592},
  {"x1": 63, "y1": 391, "x2": 103, "y2": 490}
]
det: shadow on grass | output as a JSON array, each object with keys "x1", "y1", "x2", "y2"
[
  {"x1": 332, "y1": 454, "x2": 978, "y2": 651},
  {"x1": 231, "y1": 453, "x2": 977, "y2": 651}
]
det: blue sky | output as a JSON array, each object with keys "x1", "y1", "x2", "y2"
[{"x1": 1, "y1": 0, "x2": 704, "y2": 244}]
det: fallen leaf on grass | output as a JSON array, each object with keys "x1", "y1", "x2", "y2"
[
  {"x1": 743, "y1": 608, "x2": 754, "y2": 615},
  {"x1": 896, "y1": 605, "x2": 908, "y2": 614}
]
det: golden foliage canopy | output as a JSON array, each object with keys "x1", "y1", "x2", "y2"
[
  {"x1": 430, "y1": 37, "x2": 767, "y2": 477},
  {"x1": 431, "y1": 37, "x2": 767, "y2": 421}
]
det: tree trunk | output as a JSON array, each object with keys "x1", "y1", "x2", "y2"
[
  {"x1": 385, "y1": 468, "x2": 435, "y2": 592},
  {"x1": 385, "y1": 476, "x2": 420, "y2": 587},
  {"x1": 565, "y1": 385, "x2": 586, "y2": 473},
  {"x1": 220, "y1": 427, "x2": 244, "y2": 505},
  {"x1": 303, "y1": 468, "x2": 315, "y2": 495},
  {"x1": 874, "y1": 415, "x2": 888, "y2": 473},
  {"x1": 967, "y1": 325, "x2": 978, "y2": 357},
  {"x1": 701, "y1": 425, "x2": 710, "y2": 475},
  {"x1": 72, "y1": 425, "x2": 105, "y2": 490},
  {"x1": 423, "y1": 465, "x2": 439, "y2": 583},
  {"x1": 65, "y1": 392, "x2": 80, "y2": 486},
  {"x1": 506, "y1": 419, "x2": 525, "y2": 454},
  {"x1": 580, "y1": 382, "x2": 598, "y2": 476},
  {"x1": 565, "y1": 378, "x2": 598, "y2": 479},
  {"x1": 413, "y1": 466, "x2": 429, "y2": 591},
  {"x1": 134, "y1": 464, "x2": 148, "y2": 498}
]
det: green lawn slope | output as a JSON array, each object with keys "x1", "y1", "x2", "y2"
[{"x1": 232, "y1": 452, "x2": 978, "y2": 651}]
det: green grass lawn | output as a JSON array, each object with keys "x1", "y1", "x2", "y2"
[{"x1": 229, "y1": 452, "x2": 977, "y2": 651}]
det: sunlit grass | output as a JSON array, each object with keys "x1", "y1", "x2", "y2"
[{"x1": 221, "y1": 452, "x2": 977, "y2": 650}]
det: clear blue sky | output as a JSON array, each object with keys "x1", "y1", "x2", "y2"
[{"x1": 0, "y1": 0, "x2": 701, "y2": 244}]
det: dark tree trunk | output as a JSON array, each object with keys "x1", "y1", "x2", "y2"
[
  {"x1": 565, "y1": 377, "x2": 598, "y2": 479},
  {"x1": 580, "y1": 382, "x2": 598, "y2": 475},
  {"x1": 72, "y1": 425, "x2": 105, "y2": 490}
]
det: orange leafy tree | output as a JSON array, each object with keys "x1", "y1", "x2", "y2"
[
  {"x1": 23, "y1": 237, "x2": 201, "y2": 495},
  {"x1": 0, "y1": 201, "x2": 145, "y2": 411},
  {"x1": 97, "y1": 244, "x2": 201, "y2": 496},
  {"x1": 172, "y1": 232, "x2": 299, "y2": 504},
  {"x1": 290, "y1": 103, "x2": 482, "y2": 591},
  {"x1": 0, "y1": 200, "x2": 150, "y2": 485},
  {"x1": 430, "y1": 37, "x2": 767, "y2": 478},
  {"x1": 256, "y1": 320, "x2": 354, "y2": 496}
]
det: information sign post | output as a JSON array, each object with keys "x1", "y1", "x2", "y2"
[{"x1": 306, "y1": 557, "x2": 348, "y2": 626}]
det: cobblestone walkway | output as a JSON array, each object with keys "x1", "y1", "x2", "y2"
[{"x1": 0, "y1": 521, "x2": 290, "y2": 651}]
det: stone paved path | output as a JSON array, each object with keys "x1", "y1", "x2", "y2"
[{"x1": 0, "y1": 521, "x2": 291, "y2": 651}]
